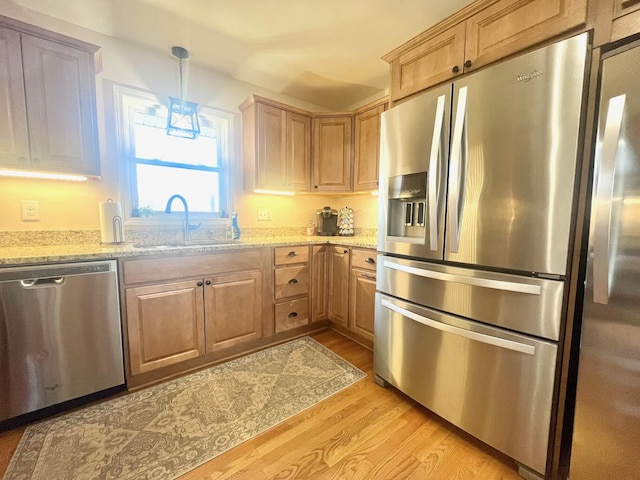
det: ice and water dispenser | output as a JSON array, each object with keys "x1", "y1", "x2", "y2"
[{"x1": 386, "y1": 172, "x2": 428, "y2": 239}]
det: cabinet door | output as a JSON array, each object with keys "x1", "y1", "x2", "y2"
[
  {"x1": 312, "y1": 116, "x2": 353, "y2": 192},
  {"x1": 389, "y1": 22, "x2": 466, "y2": 102},
  {"x1": 126, "y1": 280, "x2": 205, "y2": 375},
  {"x1": 0, "y1": 26, "x2": 30, "y2": 168},
  {"x1": 349, "y1": 268, "x2": 377, "y2": 342},
  {"x1": 614, "y1": 0, "x2": 640, "y2": 18},
  {"x1": 286, "y1": 111, "x2": 311, "y2": 191},
  {"x1": 204, "y1": 271, "x2": 263, "y2": 353},
  {"x1": 256, "y1": 102, "x2": 287, "y2": 188},
  {"x1": 20, "y1": 34, "x2": 99, "y2": 175},
  {"x1": 464, "y1": 0, "x2": 588, "y2": 72},
  {"x1": 354, "y1": 103, "x2": 385, "y2": 191},
  {"x1": 328, "y1": 246, "x2": 350, "y2": 326},
  {"x1": 311, "y1": 245, "x2": 329, "y2": 322}
]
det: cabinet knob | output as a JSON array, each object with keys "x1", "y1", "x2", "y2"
[
  {"x1": 365, "y1": 257, "x2": 375, "y2": 264},
  {"x1": 464, "y1": 60, "x2": 472, "y2": 68},
  {"x1": 343, "y1": 249, "x2": 348, "y2": 254},
  {"x1": 288, "y1": 312, "x2": 298, "y2": 318},
  {"x1": 452, "y1": 65, "x2": 460, "y2": 74},
  {"x1": 287, "y1": 251, "x2": 298, "y2": 257},
  {"x1": 314, "y1": 185, "x2": 318, "y2": 189},
  {"x1": 288, "y1": 278, "x2": 298, "y2": 285},
  {"x1": 197, "y1": 281, "x2": 203, "y2": 287},
  {"x1": 205, "y1": 280, "x2": 212, "y2": 285}
]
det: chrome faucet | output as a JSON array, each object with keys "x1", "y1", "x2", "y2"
[{"x1": 164, "y1": 194, "x2": 200, "y2": 241}]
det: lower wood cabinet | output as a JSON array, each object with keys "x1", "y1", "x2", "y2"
[
  {"x1": 125, "y1": 279, "x2": 205, "y2": 376},
  {"x1": 273, "y1": 245, "x2": 311, "y2": 333},
  {"x1": 121, "y1": 249, "x2": 269, "y2": 386},
  {"x1": 311, "y1": 245, "x2": 329, "y2": 322},
  {"x1": 204, "y1": 271, "x2": 262, "y2": 353},
  {"x1": 328, "y1": 246, "x2": 350, "y2": 327},
  {"x1": 349, "y1": 249, "x2": 377, "y2": 343}
]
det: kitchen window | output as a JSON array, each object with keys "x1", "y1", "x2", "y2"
[{"x1": 114, "y1": 84, "x2": 234, "y2": 223}]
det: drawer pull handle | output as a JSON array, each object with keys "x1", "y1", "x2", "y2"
[
  {"x1": 365, "y1": 257, "x2": 375, "y2": 264},
  {"x1": 362, "y1": 274, "x2": 376, "y2": 281},
  {"x1": 287, "y1": 251, "x2": 298, "y2": 257},
  {"x1": 288, "y1": 312, "x2": 298, "y2": 318},
  {"x1": 288, "y1": 278, "x2": 298, "y2": 285}
]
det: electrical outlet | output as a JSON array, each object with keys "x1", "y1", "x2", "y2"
[
  {"x1": 257, "y1": 208, "x2": 272, "y2": 221},
  {"x1": 21, "y1": 200, "x2": 40, "y2": 221}
]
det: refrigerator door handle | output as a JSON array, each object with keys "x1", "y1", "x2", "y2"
[
  {"x1": 381, "y1": 299, "x2": 536, "y2": 355},
  {"x1": 383, "y1": 259, "x2": 542, "y2": 295},
  {"x1": 593, "y1": 94, "x2": 626, "y2": 304},
  {"x1": 428, "y1": 94, "x2": 446, "y2": 250},
  {"x1": 449, "y1": 86, "x2": 468, "y2": 253}
]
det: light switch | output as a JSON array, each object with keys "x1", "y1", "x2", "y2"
[{"x1": 21, "y1": 200, "x2": 40, "y2": 221}]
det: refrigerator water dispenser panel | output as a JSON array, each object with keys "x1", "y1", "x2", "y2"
[{"x1": 387, "y1": 172, "x2": 427, "y2": 238}]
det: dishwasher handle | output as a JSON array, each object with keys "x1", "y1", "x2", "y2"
[{"x1": 20, "y1": 277, "x2": 65, "y2": 287}]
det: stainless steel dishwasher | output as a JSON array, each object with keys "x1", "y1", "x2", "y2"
[{"x1": 0, "y1": 260, "x2": 124, "y2": 423}]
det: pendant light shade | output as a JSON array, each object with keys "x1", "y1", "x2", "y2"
[{"x1": 167, "y1": 46, "x2": 200, "y2": 139}]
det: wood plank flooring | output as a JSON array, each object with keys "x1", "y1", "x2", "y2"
[{"x1": 0, "y1": 329, "x2": 523, "y2": 479}]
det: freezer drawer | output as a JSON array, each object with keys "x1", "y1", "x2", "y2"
[
  {"x1": 374, "y1": 293, "x2": 557, "y2": 476},
  {"x1": 377, "y1": 255, "x2": 564, "y2": 340}
]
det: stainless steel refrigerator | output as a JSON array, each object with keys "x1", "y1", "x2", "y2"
[
  {"x1": 374, "y1": 32, "x2": 590, "y2": 479},
  {"x1": 569, "y1": 40, "x2": 640, "y2": 480}
]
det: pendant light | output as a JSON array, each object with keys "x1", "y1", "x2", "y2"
[{"x1": 166, "y1": 46, "x2": 201, "y2": 139}]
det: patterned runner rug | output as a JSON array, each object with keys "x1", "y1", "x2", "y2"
[{"x1": 4, "y1": 336, "x2": 366, "y2": 479}]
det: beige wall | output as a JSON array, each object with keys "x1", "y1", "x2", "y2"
[{"x1": 0, "y1": 4, "x2": 378, "y2": 234}]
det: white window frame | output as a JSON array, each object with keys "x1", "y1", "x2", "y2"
[{"x1": 112, "y1": 84, "x2": 235, "y2": 228}]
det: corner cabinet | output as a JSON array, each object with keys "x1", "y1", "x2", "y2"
[
  {"x1": 384, "y1": 0, "x2": 589, "y2": 102},
  {"x1": 312, "y1": 114, "x2": 353, "y2": 192},
  {"x1": 0, "y1": 18, "x2": 100, "y2": 175},
  {"x1": 239, "y1": 95, "x2": 311, "y2": 192}
]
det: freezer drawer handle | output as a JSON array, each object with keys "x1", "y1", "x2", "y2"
[
  {"x1": 448, "y1": 86, "x2": 468, "y2": 253},
  {"x1": 428, "y1": 94, "x2": 446, "y2": 250},
  {"x1": 381, "y1": 299, "x2": 535, "y2": 355},
  {"x1": 383, "y1": 260, "x2": 541, "y2": 295},
  {"x1": 593, "y1": 94, "x2": 626, "y2": 305}
]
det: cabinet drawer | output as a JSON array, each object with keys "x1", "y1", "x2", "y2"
[
  {"x1": 275, "y1": 298, "x2": 309, "y2": 333},
  {"x1": 275, "y1": 265, "x2": 310, "y2": 299},
  {"x1": 351, "y1": 249, "x2": 377, "y2": 271},
  {"x1": 274, "y1": 245, "x2": 309, "y2": 265}
]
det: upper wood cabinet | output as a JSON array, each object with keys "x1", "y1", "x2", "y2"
[
  {"x1": 0, "y1": 18, "x2": 100, "y2": 175},
  {"x1": 387, "y1": 22, "x2": 466, "y2": 102},
  {"x1": 613, "y1": 0, "x2": 640, "y2": 19},
  {"x1": 240, "y1": 95, "x2": 311, "y2": 192},
  {"x1": 464, "y1": 0, "x2": 589, "y2": 72},
  {"x1": 384, "y1": 0, "x2": 589, "y2": 102},
  {"x1": 353, "y1": 98, "x2": 387, "y2": 192},
  {"x1": 312, "y1": 114, "x2": 353, "y2": 192}
]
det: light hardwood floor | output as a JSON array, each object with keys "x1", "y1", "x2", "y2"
[{"x1": 0, "y1": 329, "x2": 523, "y2": 479}]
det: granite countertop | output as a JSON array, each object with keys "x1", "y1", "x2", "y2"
[{"x1": 0, "y1": 236, "x2": 378, "y2": 266}]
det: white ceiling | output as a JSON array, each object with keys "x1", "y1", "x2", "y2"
[{"x1": 7, "y1": 0, "x2": 473, "y2": 109}]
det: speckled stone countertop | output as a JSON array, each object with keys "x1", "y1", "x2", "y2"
[{"x1": 0, "y1": 236, "x2": 378, "y2": 266}]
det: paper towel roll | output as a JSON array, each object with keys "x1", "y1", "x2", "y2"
[{"x1": 99, "y1": 200, "x2": 125, "y2": 244}]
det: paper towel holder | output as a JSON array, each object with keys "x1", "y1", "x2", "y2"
[{"x1": 101, "y1": 198, "x2": 125, "y2": 245}]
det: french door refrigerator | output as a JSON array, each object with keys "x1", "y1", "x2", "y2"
[
  {"x1": 374, "y1": 32, "x2": 589, "y2": 479},
  {"x1": 569, "y1": 40, "x2": 640, "y2": 480}
]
